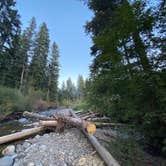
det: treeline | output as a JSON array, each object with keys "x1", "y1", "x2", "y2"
[
  {"x1": 59, "y1": 75, "x2": 88, "y2": 107},
  {"x1": 83, "y1": 0, "x2": 166, "y2": 155},
  {"x1": 0, "y1": 0, "x2": 59, "y2": 115}
]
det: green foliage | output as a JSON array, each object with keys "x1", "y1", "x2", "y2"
[
  {"x1": 19, "y1": 17, "x2": 36, "y2": 92},
  {"x1": 29, "y1": 22, "x2": 50, "y2": 91},
  {"x1": 84, "y1": 0, "x2": 166, "y2": 154},
  {"x1": 0, "y1": 86, "x2": 49, "y2": 120},
  {"x1": 47, "y1": 42, "x2": 59, "y2": 103},
  {"x1": 107, "y1": 136, "x2": 166, "y2": 166},
  {"x1": 0, "y1": 86, "x2": 26, "y2": 119},
  {"x1": 73, "y1": 100, "x2": 89, "y2": 111},
  {"x1": 0, "y1": 0, "x2": 21, "y2": 88}
]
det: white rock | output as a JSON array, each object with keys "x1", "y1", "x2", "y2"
[
  {"x1": 40, "y1": 145, "x2": 47, "y2": 151},
  {"x1": 2, "y1": 145, "x2": 15, "y2": 156},
  {"x1": 27, "y1": 162, "x2": 35, "y2": 166},
  {"x1": 35, "y1": 135, "x2": 40, "y2": 139}
]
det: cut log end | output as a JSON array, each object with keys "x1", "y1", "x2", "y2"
[
  {"x1": 86, "y1": 122, "x2": 96, "y2": 135},
  {"x1": 39, "y1": 120, "x2": 58, "y2": 127}
]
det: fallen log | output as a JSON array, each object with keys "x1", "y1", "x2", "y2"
[
  {"x1": 53, "y1": 115, "x2": 96, "y2": 135},
  {"x1": 81, "y1": 113, "x2": 100, "y2": 120},
  {"x1": 95, "y1": 122, "x2": 126, "y2": 127},
  {"x1": 23, "y1": 111, "x2": 54, "y2": 121},
  {"x1": 0, "y1": 127, "x2": 45, "y2": 145},
  {"x1": 88, "y1": 117, "x2": 111, "y2": 122},
  {"x1": 69, "y1": 110, "x2": 120, "y2": 166},
  {"x1": 40, "y1": 120, "x2": 58, "y2": 127}
]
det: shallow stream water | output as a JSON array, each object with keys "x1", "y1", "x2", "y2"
[{"x1": 0, "y1": 109, "x2": 58, "y2": 156}]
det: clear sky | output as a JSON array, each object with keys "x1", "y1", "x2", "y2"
[{"x1": 15, "y1": 0, "x2": 93, "y2": 86}]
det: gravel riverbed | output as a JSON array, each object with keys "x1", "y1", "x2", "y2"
[{"x1": 12, "y1": 128, "x2": 104, "y2": 166}]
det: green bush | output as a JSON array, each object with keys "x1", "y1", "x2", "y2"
[
  {"x1": 73, "y1": 100, "x2": 89, "y2": 111},
  {"x1": 25, "y1": 88, "x2": 46, "y2": 112},
  {"x1": 0, "y1": 86, "x2": 26, "y2": 120},
  {"x1": 0, "y1": 86, "x2": 49, "y2": 120}
]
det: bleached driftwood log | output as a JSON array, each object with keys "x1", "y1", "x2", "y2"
[
  {"x1": 40, "y1": 120, "x2": 58, "y2": 127},
  {"x1": 24, "y1": 111, "x2": 96, "y2": 135},
  {"x1": 0, "y1": 127, "x2": 45, "y2": 145},
  {"x1": 23, "y1": 111, "x2": 54, "y2": 120},
  {"x1": 69, "y1": 109, "x2": 120, "y2": 166}
]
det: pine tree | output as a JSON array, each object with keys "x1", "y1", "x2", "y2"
[
  {"x1": 84, "y1": 0, "x2": 166, "y2": 154},
  {"x1": 19, "y1": 17, "x2": 36, "y2": 92},
  {"x1": 0, "y1": 0, "x2": 21, "y2": 87},
  {"x1": 47, "y1": 42, "x2": 59, "y2": 103},
  {"x1": 77, "y1": 75, "x2": 85, "y2": 100},
  {"x1": 29, "y1": 22, "x2": 50, "y2": 91},
  {"x1": 66, "y1": 78, "x2": 75, "y2": 104}
]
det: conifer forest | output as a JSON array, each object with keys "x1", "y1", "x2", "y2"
[{"x1": 0, "y1": 0, "x2": 166, "y2": 165}]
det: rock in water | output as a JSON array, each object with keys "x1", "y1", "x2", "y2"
[
  {"x1": 2, "y1": 145, "x2": 15, "y2": 156},
  {"x1": 18, "y1": 118, "x2": 29, "y2": 123},
  {"x1": 0, "y1": 156, "x2": 14, "y2": 166}
]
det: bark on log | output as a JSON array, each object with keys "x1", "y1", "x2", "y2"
[
  {"x1": 69, "y1": 110, "x2": 120, "y2": 166},
  {"x1": 0, "y1": 127, "x2": 45, "y2": 145},
  {"x1": 23, "y1": 111, "x2": 54, "y2": 120}
]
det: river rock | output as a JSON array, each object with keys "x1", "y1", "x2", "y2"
[
  {"x1": 18, "y1": 118, "x2": 29, "y2": 123},
  {"x1": 0, "y1": 156, "x2": 14, "y2": 166},
  {"x1": 2, "y1": 145, "x2": 15, "y2": 156},
  {"x1": 27, "y1": 162, "x2": 35, "y2": 166},
  {"x1": 23, "y1": 142, "x2": 31, "y2": 149}
]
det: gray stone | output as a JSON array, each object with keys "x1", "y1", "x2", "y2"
[
  {"x1": 39, "y1": 145, "x2": 47, "y2": 151},
  {"x1": 23, "y1": 142, "x2": 31, "y2": 149},
  {"x1": 27, "y1": 162, "x2": 35, "y2": 166},
  {"x1": 18, "y1": 118, "x2": 29, "y2": 123},
  {"x1": 0, "y1": 156, "x2": 14, "y2": 166}
]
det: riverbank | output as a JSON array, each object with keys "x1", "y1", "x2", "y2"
[
  {"x1": 1, "y1": 128, "x2": 104, "y2": 166},
  {"x1": 0, "y1": 109, "x2": 166, "y2": 166}
]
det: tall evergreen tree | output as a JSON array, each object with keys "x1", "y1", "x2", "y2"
[
  {"x1": 0, "y1": 0, "x2": 21, "y2": 87},
  {"x1": 29, "y1": 22, "x2": 50, "y2": 91},
  {"x1": 84, "y1": 0, "x2": 166, "y2": 153},
  {"x1": 77, "y1": 75, "x2": 85, "y2": 100},
  {"x1": 47, "y1": 42, "x2": 59, "y2": 103},
  {"x1": 66, "y1": 78, "x2": 75, "y2": 104},
  {"x1": 19, "y1": 17, "x2": 36, "y2": 92}
]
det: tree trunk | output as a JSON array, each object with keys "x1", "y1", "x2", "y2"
[
  {"x1": 0, "y1": 127, "x2": 45, "y2": 145},
  {"x1": 132, "y1": 31, "x2": 151, "y2": 72},
  {"x1": 19, "y1": 64, "x2": 25, "y2": 92},
  {"x1": 69, "y1": 110, "x2": 120, "y2": 166}
]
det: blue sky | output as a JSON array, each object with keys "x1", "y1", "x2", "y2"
[{"x1": 15, "y1": 0, "x2": 93, "y2": 86}]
